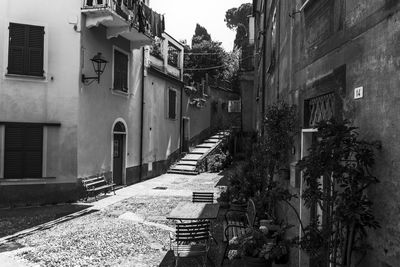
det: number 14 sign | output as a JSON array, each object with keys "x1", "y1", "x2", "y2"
[{"x1": 354, "y1": 87, "x2": 363, "y2": 99}]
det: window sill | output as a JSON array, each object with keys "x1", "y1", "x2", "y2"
[
  {"x1": 5, "y1": 73, "x2": 47, "y2": 82},
  {"x1": 110, "y1": 88, "x2": 130, "y2": 98},
  {"x1": 0, "y1": 177, "x2": 56, "y2": 185}
]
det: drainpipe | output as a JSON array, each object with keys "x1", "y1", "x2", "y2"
[
  {"x1": 276, "y1": 0, "x2": 281, "y2": 101},
  {"x1": 261, "y1": 0, "x2": 268, "y2": 136},
  {"x1": 179, "y1": 82, "x2": 183, "y2": 154},
  {"x1": 139, "y1": 47, "x2": 145, "y2": 182}
]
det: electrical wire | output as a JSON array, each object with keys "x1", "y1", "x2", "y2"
[
  {"x1": 185, "y1": 52, "x2": 225, "y2": 55},
  {"x1": 185, "y1": 65, "x2": 226, "y2": 71},
  {"x1": 184, "y1": 55, "x2": 256, "y2": 71}
]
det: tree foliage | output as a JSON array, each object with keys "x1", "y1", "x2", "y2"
[
  {"x1": 225, "y1": 3, "x2": 253, "y2": 48},
  {"x1": 225, "y1": 3, "x2": 252, "y2": 30},
  {"x1": 184, "y1": 24, "x2": 239, "y2": 84},
  {"x1": 191, "y1": 23, "x2": 211, "y2": 46}
]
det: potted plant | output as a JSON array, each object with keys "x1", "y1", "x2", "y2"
[
  {"x1": 228, "y1": 226, "x2": 291, "y2": 267},
  {"x1": 217, "y1": 189, "x2": 230, "y2": 208}
]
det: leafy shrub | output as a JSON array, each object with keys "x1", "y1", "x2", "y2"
[{"x1": 207, "y1": 149, "x2": 231, "y2": 172}]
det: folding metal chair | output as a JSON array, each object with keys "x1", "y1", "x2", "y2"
[{"x1": 169, "y1": 220, "x2": 211, "y2": 267}]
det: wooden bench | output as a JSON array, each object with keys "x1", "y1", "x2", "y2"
[
  {"x1": 82, "y1": 175, "x2": 115, "y2": 200},
  {"x1": 221, "y1": 199, "x2": 256, "y2": 265},
  {"x1": 192, "y1": 192, "x2": 214, "y2": 203}
]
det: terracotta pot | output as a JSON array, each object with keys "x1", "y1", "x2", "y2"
[{"x1": 242, "y1": 256, "x2": 272, "y2": 267}]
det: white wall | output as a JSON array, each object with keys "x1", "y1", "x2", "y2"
[
  {"x1": 0, "y1": 0, "x2": 81, "y2": 182},
  {"x1": 78, "y1": 22, "x2": 143, "y2": 181},
  {"x1": 143, "y1": 73, "x2": 181, "y2": 164}
]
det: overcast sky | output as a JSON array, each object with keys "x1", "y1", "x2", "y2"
[{"x1": 150, "y1": 0, "x2": 251, "y2": 51}]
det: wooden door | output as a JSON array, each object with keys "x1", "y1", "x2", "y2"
[{"x1": 113, "y1": 134, "x2": 123, "y2": 185}]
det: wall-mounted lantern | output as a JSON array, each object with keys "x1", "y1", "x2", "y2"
[{"x1": 81, "y1": 52, "x2": 108, "y2": 84}]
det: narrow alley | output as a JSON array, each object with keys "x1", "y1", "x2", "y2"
[{"x1": 0, "y1": 171, "x2": 229, "y2": 266}]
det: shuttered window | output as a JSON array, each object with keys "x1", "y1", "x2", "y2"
[
  {"x1": 8, "y1": 23, "x2": 45, "y2": 77},
  {"x1": 168, "y1": 89, "x2": 177, "y2": 119},
  {"x1": 113, "y1": 49, "x2": 129, "y2": 92},
  {"x1": 4, "y1": 124, "x2": 43, "y2": 178}
]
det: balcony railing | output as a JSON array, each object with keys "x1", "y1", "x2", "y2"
[{"x1": 82, "y1": 0, "x2": 164, "y2": 39}]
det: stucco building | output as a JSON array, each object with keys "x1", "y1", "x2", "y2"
[
  {"x1": 251, "y1": 0, "x2": 400, "y2": 266},
  {"x1": 0, "y1": 0, "x2": 185, "y2": 206}
]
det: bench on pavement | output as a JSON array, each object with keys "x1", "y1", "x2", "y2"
[
  {"x1": 82, "y1": 175, "x2": 115, "y2": 200},
  {"x1": 221, "y1": 198, "x2": 256, "y2": 265}
]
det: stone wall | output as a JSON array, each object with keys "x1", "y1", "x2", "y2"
[{"x1": 255, "y1": 0, "x2": 400, "y2": 266}]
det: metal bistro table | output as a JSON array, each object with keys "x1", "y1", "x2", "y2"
[
  {"x1": 167, "y1": 202, "x2": 220, "y2": 221},
  {"x1": 167, "y1": 202, "x2": 221, "y2": 251}
]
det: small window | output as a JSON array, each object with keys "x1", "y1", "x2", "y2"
[
  {"x1": 228, "y1": 100, "x2": 241, "y2": 113},
  {"x1": 4, "y1": 123, "x2": 43, "y2": 178},
  {"x1": 8, "y1": 23, "x2": 45, "y2": 77},
  {"x1": 113, "y1": 49, "x2": 129, "y2": 92},
  {"x1": 168, "y1": 88, "x2": 177, "y2": 119},
  {"x1": 167, "y1": 42, "x2": 179, "y2": 68}
]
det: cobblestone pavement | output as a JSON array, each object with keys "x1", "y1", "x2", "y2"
[{"x1": 0, "y1": 172, "x2": 236, "y2": 267}]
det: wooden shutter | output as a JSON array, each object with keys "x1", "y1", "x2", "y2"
[
  {"x1": 168, "y1": 89, "x2": 176, "y2": 119},
  {"x1": 4, "y1": 125, "x2": 24, "y2": 178},
  {"x1": 8, "y1": 23, "x2": 26, "y2": 75},
  {"x1": 27, "y1": 25, "x2": 44, "y2": 76},
  {"x1": 4, "y1": 124, "x2": 43, "y2": 178},
  {"x1": 114, "y1": 50, "x2": 128, "y2": 92},
  {"x1": 24, "y1": 126, "x2": 43, "y2": 177},
  {"x1": 8, "y1": 23, "x2": 44, "y2": 77}
]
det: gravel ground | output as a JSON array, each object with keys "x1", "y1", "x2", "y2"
[
  {"x1": 0, "y1": 204, "x2": 88, "y2": 239},
  {"x1": 18, "y1": 212, "x2": 162, "y2": 266},
  {"x1": 5, "y1": 172, "x2": 228, "y2": 266}
]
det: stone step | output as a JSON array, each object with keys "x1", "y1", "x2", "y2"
[
  {"x1": 203, "y1": 140, "x2": 218, "y2": 143},
  {"x1": 167, "y1": 131, "x2": 231, "y2": 175},
  {"x1": 196, "y1": 145, "x2": 214, "y2": 149},
  {"x1": 182, "y1": 154, "x2": 203, "y2": 160},
  {"x1": 170, "y1": 165, "x2": 197, "y2": 171},
  {"x1": 167, "y1": 170, "x2": 198, "y2": 175},
  {"x1": 176, "y1": 161, "x2": 197, "y2": 166},
  {"x1": 191, "y1": 148, "x2": 210, "y2": 154}
]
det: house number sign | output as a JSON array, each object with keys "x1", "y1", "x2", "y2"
[{"x1": 354, "y1": 87, "x2": 363, "y2": 99}]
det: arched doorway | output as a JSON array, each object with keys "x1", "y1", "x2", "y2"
[{"x1": 112, "y1": 121, "x2": 127, "y2": 186}]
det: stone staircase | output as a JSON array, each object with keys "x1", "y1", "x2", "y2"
[{"x1": 168, "y1": 131, "x2": 229, "y2": 175}]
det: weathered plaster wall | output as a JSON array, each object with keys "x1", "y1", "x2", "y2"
[
  {"x1": 209, "y1": 87, "x2": 241, "y2": 130},
  {"x1": 291, "y1": 0, "x2": 400, "y2": 266},
  {"x1": 0, "y1": 0, "x2": 81, "y2": 184},
  {"x1": 258, "y1": 0, "x2": 400, "y2": 266},
  {"x1": 346, "y1": 9, "x2": 400, "y2": 267},
  {"x1": 78, "y1": 22, "x2": 143, "y2": 183},
  {"x1": 239, "y1": 72, "x2": 256, "y2": 133},
  {"x1": 182, "y1": 92, "x2": 211, "y2": 141},
  {"x1": 143, "y1": 71, "x2": 181, "y2": 166}
]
